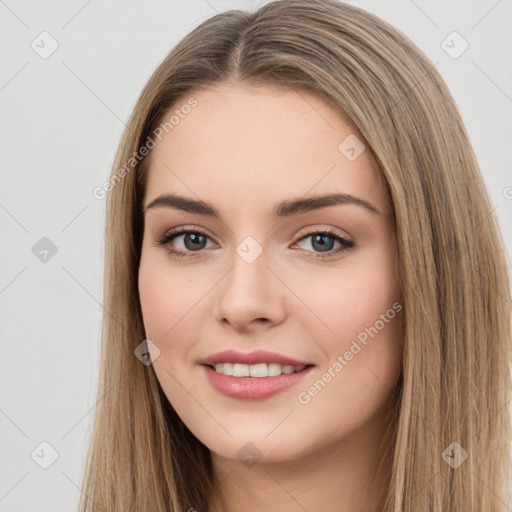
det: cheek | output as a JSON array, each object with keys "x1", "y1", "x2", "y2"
[
  {"x1": 137, "y1": 251, "x2": 215, "y2": 377},
  {"x1": 138, "y1": 259, "x2": 171, "y2": 338},
  {"x1": 293, "y1": 245, "x2": 401, "y2": 344},
  {"x1": 138, "y1": 252, "x2": 197, "y2": 339}
]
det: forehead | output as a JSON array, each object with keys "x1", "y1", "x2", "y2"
[{"x1": 144, "y1": 83, "x2": 388, "y2": 214}]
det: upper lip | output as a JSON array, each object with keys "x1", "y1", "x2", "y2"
[{"x1": 200, "y1": 349, "x2": 314, "y2": 367}]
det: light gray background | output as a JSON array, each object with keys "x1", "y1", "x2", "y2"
[{"x1": 0, "y1": 1, "x2": 511, "y2": 511}]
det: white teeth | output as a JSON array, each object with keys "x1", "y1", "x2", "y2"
[
  {"x1": 249, "y1": 363, "x2": 267, "y2": 377},
  {"x1": 212, "y1": 362, "x2": 306, "y2": 377},
  {"x1": 233, "y1": 363, "x2": 250, "y2": 377},
  {"x1": 267, "y1": 363, "x2": 282, "y2": 376}
]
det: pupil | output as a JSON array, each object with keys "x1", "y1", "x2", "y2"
[
  {"x1": 313, "y1": 234, "x2": 334, "y2": 252},
  {"x1": 185, "y1": 233, "x2": 205, "y2": 251}
]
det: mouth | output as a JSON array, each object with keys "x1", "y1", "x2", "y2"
[{"x1": 200, "y1": 363, "x2": 315, "y2": 400}]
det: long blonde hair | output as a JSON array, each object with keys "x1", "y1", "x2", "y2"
[{"x1": 80, "y1": 1, "x2": 512, "y2": 510}]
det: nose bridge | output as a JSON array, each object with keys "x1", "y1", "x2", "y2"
[
  {"x1": 213, "y1": 234, "x2": 285, "y2": 328},
  {"x1": 224, "y1": 236, "x2": 271, "y2": 302}
]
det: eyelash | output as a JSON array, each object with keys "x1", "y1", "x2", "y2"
[{"x1": 154, "y1": 227, "x2": 355, "y2": 260}]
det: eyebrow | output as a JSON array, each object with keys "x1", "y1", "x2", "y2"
[{"x1": 143, "y1": 192, "x2": 380, "y2": 219}]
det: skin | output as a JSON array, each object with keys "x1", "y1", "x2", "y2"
[{"x1": 138, "y1": 82, "x2": 404, "y2": 512}]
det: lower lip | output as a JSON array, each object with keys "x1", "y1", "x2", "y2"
[{"x1": 201, "y1": 364, "x2": 314, "y2": 400}]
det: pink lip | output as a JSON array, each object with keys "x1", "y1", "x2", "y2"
[
  {"x1": 201, "y1": 364, "x2": 314, "y2": 400},
  {"x1": 199, "y1": 349, "x2": 313, "y2": 367}
]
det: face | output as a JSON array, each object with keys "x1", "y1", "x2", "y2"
[{"x1": 138, "y1": 82, "x2": 403, "y2": 465}]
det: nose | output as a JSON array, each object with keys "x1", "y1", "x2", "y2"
[{"x1": 212, "y1": 242, "x2": 287, "y2": 332}]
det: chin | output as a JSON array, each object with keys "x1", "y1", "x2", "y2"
[{"x1": 188, "y1": 418, "x2": 320, "y2": 467}]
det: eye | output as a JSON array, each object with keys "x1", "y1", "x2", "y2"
[
  {"x1": 294, "y1": 229, "x2": 355, "y2": 259},
  {"x1": 154, "y1": 228, "x2": 216, "y2": 259},
  {"x1": 154, "y1": 227, "x2": 355, "y2": 259}
]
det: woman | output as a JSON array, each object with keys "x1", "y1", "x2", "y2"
[{"x1": 80, "y1": 1, "x2": 512, "y2": 510}]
